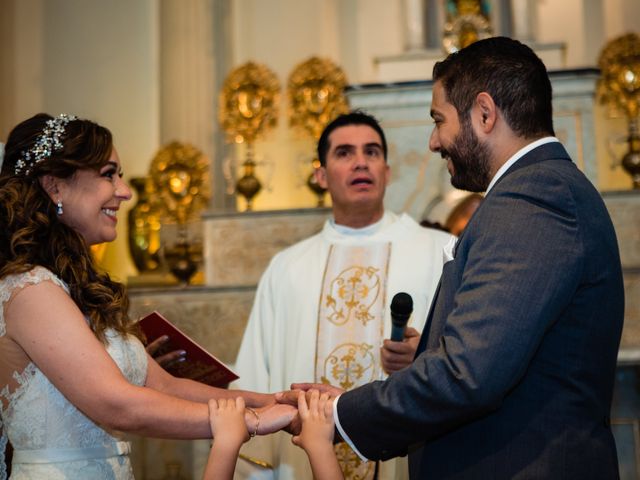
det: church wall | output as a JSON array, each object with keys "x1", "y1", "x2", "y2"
[
  {"x1": 604, "y1": 0, "x2": 640, "y2": 41},
  {"x1": 0, "y1": 0, "x2": 160, "y2": 281},
  {"x1": 0, "y1": 0, "x2": 639, "y2": 280},
  {"x1": 0, "y1": 0, "x2": 45, "y2": 140},
  {"x1": 63, "y1": 0, "x2": 160, "y2": 281},
  {"x1": 40, "y1": 0, "x2": 160, "y2": 181}
]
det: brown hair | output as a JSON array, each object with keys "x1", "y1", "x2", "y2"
[
  {"x1": 0, "y1": 113, "x2": 141, "y2": 343},
  {"x1": 433, "y1": 37, "x2": 554, "y2": 139}
]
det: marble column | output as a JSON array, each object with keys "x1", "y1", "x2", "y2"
[
  {"x1": 402, "y1": 0, "x2": 427, "y2": 51},
  {"x1": 160, "y1": 0, "x2": 215, "y2": 157},
  {"x1": 159, "y1": 0, "x2": 236, "y2": 211},
  {"x1": 510, "y1": 0, "x2": 537, "y2": 42}
]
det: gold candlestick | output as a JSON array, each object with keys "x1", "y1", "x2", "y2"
[
  {"x1": 287, "y1": 56, "x2": 349, "y2": 206},
  {"x1": 597, "y1": 33, "x2": 640, "y2": 189},
  {"x1": 236, "y1": 144, "x2": 262, "y2": 211},
  {"x1": 219, "y1": 61, "x2": 280, "y2": 210},
  {"x1": 622, "y1": 117, "x2": 640, "y2": 188}
]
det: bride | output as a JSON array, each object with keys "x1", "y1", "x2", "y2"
[{"x1": 0, "y1": 114, "x2": 295, "y2": 479}]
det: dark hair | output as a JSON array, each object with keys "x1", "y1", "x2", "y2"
[
  {"x1": 0, "y1": 113, "x2": 141, "y2": 344},
  {"x1": 1, "y1": 113, "x2": 114, "y2": 179},
  {"x1": 316, "y1": 110, "x2": 388, "y2": 166},
  {"x1": 432, "y1": 37, "x2": 554, "y2": 138}
]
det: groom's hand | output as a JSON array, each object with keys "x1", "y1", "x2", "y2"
[
  {"x1": 275, "y1": 383, "x2": 344, "y2": 408},
  {"x1": 275, "y1": 383, "x2": 344, "y2": 436},
  {"x1": 291, "y1": 382, "x2": 345, "y2": 399}
]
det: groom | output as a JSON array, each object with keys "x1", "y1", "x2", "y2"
[{"x1": 285, "y1": 36, "x2": 625, "y2": 479}]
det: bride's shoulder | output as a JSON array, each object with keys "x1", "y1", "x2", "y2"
[{"x1": 0, "y1": 266, "x2": 69, "y2": 298}]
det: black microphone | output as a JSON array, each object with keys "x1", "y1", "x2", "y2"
[{"x1": 390, "y1": 292, "x2": 413, "y2": 341}]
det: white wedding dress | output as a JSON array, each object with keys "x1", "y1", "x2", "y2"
[{"x1": 0, "y1": 267, "x2": 148, "y2": 479}]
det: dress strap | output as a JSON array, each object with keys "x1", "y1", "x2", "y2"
[{"x1": 12, "y1": 441, "x2": 130, "y2": 464}]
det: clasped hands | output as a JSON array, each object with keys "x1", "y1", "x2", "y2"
[
  {"x1": 211, "y1": 328, "x2": 419, "y2": 440},
  {"x1": 239, "y1": 383, "x2": 343, "y2": 440},
  {"x1": 261, "y1": 327, "x2": 420, "y2": 437}
]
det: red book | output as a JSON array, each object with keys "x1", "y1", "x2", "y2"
[{"x1": 139, "y1": 311, "x2": 239, "y2": 387}]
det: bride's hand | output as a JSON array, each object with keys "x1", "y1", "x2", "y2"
[{"x1": 253, "y1": 402, "x2": 298, "y2": 435}]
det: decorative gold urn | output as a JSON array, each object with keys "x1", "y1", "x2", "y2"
[
  {"x1": 442, "y1": 0, "x2": 493, "y2": 54},
  {"x1": 149, "y1": 141, "x2": 210, "y2": 284},
  {"x1": 219, "y1": 61, "x2": 280, "y2": 210},
  {"x1": 127, "y1": 176, "x2": 162, "y2": 273},
  {"x1": 597, "y1": 33, "x2": 640, "y2": 189},
  {"x1": 287, "y1": 56, "x2": 349, "y2": 206}
]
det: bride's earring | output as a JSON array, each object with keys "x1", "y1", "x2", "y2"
[{"x1": 56, "y1": 200, "x2": 63, "y2": 216}]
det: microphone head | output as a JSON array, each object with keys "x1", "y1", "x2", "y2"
[{"x1": 390, "y1": 292, "x2": 413, "y2": 316}]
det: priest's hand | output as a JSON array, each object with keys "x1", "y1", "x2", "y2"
[
  {"x1": 381, "y1": 326, "x2": 420, "y2": 374},
  {"x1": 145, "y1": 335, "x2": 186, "y2": 368}
]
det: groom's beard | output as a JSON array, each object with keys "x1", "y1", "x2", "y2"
[{"x1": 441, "y1": 120, "x2": 492, "y2": 193}]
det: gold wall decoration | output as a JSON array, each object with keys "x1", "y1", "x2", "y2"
[
  {"x1": 219, "y1": 61, "x2": 281, "y2": 145},
  {"x1": 149, "y1": 141, "x2": 210, "y2": 223},
  {"x1": 288, "y1": 56, "x2": 349, "y2": 206},
  {"x1": 219, "y1": 61, "x2": 281, "y2": 210},
  {"x1": 442, "y1": 0, "x2": 492, "y2": 54},
  {"x1": 148, "y1": 141, "x2": 210, "y2": 284},
  {"x1": 597, "y1": 33, "x2": 640, "y2": 189},
  {"x1": 288, "y1": 56, "x2": 349, "y2": 140}
]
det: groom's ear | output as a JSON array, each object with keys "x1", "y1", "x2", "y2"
[{"x1": 474, "y1": 92, "x2": 497, "y2": 134}]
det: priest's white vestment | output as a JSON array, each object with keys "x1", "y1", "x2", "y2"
[{"x1": 233, "y1": 211, "x2": 453, "y2": 480}]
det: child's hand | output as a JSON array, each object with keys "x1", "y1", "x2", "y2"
[
  {"x1": 292, "y1": 389, "x2": 335, "y2": 450},
  {"x1": 208, "y1": 397, "x2": 250, "y2": 447}
]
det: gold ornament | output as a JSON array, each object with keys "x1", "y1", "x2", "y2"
[
  {"x1": 597, "y1": 33, "x2": 640, "y2": 119},
  {"x1": 219, "y1": 61, "x2": 280, "y2": 144},
  {"x1": 597, "y1": 33, "x2": 640, "y2": 189},
  {"x1": 288, "y1": 56, "x2": 349, "y2": 140},
  {"x1": 288, "y1": 56, "x2": 349, "y2": 206},
  {"x1": 149, "y1": 142, "x2": 210, "y2": 284},
  {"x1": 219, "y1": 61, "x2": 280, "y2": 210},
  {"x1": 127, "y1": 176, "x2": 162, "y2": 273},
  {"x1": 442, "y1": 0, "x2": 493, "y2": 54},
  {"x1": 149, "y1": 142, "x2": 210, "y2": 223}
]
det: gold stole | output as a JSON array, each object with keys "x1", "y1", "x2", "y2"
[{"x1": 316, "y1": 243, "x2": 391, "y2": 480}]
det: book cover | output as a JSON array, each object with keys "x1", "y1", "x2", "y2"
[{"x1": 139, "y1": 311, "x2": 239, "y2": 387}]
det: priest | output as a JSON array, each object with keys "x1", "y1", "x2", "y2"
[{"x1": 233, "y1": 111, "x2": 453, "y2": 480}]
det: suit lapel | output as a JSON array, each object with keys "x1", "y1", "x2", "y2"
[{"x1": 415, "y1": 278, "x2": 442, "y2": 357}]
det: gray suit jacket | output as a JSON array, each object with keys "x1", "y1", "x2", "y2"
[{"x1": 336, "y1": 142, "x2": 624, "y2": 479}]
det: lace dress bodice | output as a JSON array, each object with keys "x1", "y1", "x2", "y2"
[{"x1": 0, "y1": 267, "x2": 148, "y2": 479}]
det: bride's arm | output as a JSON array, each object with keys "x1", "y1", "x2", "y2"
[
  {"x1": 5, "y1": 281, "x2": 293, "y2": 439},
  {"x1": 145, "y1": 356, "x2": 275, "y2": 408}
]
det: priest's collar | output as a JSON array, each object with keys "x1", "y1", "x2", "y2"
[{"x1": 329, "y1": 211, "x2": 393, "y2": 237}]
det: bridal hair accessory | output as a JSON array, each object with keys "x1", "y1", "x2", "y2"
[{"x1": 14, "y1": 114, "x2": 77, "y2": 176}]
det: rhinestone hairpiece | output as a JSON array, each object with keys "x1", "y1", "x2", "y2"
[{"x1": 15, "y1": 113, "x2": 77, "y2": 176}]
